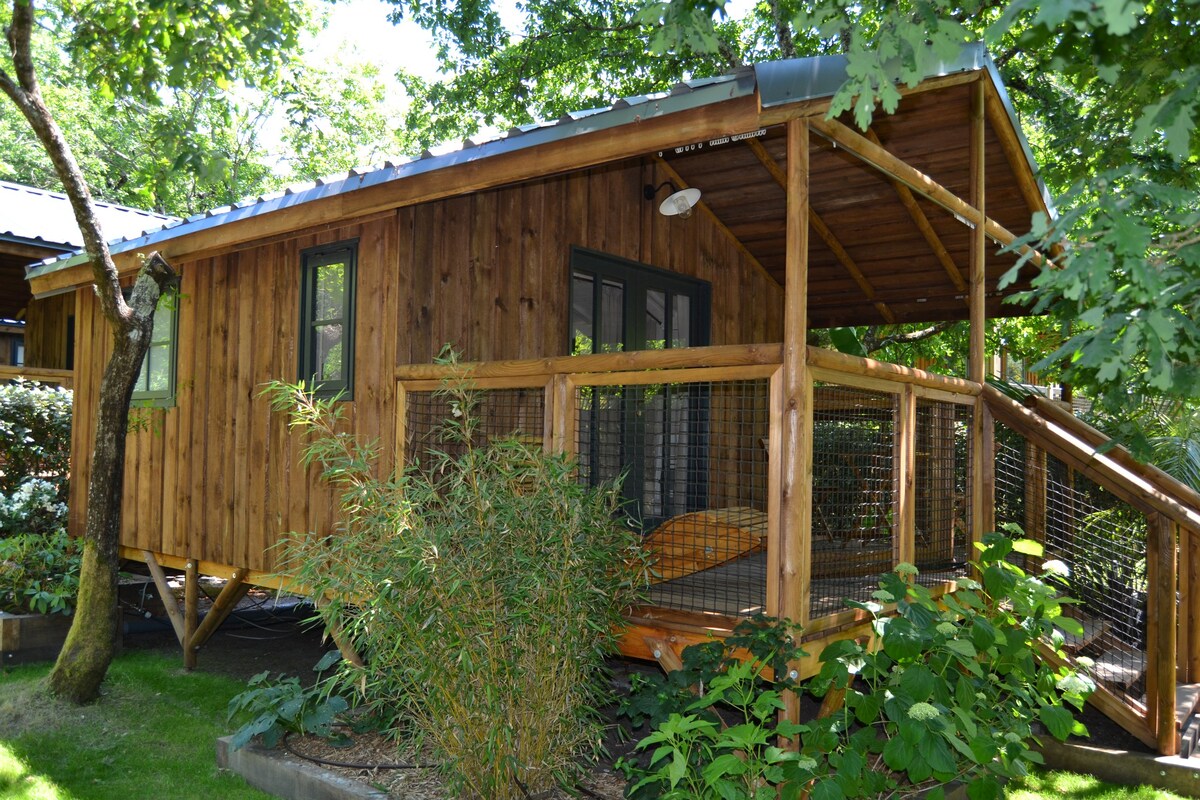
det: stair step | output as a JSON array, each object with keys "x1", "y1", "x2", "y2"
[
  {"x1": 1062, "y1": 617, "x2": 1110, "y2": 654},
  {"x1": 1177, "y1": 684, "x2": 1200, "y2": 756},
  {"x1": 1089, "y1": 648, "x2": 1146, "y2": 688}
]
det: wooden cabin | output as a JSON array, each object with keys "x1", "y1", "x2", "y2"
[
  {"x1": 0, "y1": 180, "x2": 175, "y2": 385},
  {"x1": 25, "y1": 46, "x2": 1200, "y2": 755}
]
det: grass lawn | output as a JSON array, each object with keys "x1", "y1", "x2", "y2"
[
  {"x1": 1006, "y1": 770, "x2": 1189, "y2": 799},
  {"x1": 0, "y1": 650, "x2": 273, "y2": 800},
  {"x1": 2, "y1": 649, "x2": 1195, "y2": 800}
]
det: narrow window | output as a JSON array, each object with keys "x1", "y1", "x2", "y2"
[
  {"x1": 299, "y1": 240, "x2": 357, "y2": 399},
  {"x1": 131, "y1": 294, "x2": 177, "y2": 406}
]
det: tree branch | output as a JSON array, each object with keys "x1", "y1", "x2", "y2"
[
  {"x1": 862, "y1": 321, "x2": 956, "y2": 354},
  {"x1": 2, "y1": 0, "x2": 129, "y2": 328}
]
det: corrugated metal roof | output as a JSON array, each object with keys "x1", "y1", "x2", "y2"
[
  {"x1": 27, "y1": 46, "x2": 1049, "y2": 281},
  {"x1": 0, "y1": 180, "x2": 177, "y2": 254}
]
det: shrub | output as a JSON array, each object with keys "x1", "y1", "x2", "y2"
[
  {"x1": 0, "y1": 380, "x2": 72, "y2": 536},
  {"x1": 227, "y1": 656, "x2": 351, "y2": 750},
  {"x1": 620, "y1": 534, "x2": 1094, "y2": 800},
  {"x1": 264, "y1": 372, "x2": 647, "y2": 800},
  {"x1": 0, "y1": 529, "x2": 82, "y2": 615}
]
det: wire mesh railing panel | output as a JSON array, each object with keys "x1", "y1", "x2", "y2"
[
  {"x1": 810, "y1": 383, "x2": 896, "y2": 618},
  {"x1": 403, "y1": 386, "x2": 546, "y2": 471},
  {"x1": 994, "y1": 420, "x2": 1150, "y2": 706},
  {"x1": 575, "y1": 378, "x2": 771, "y2": 617},
  {"x1": 913, "y1": 399, "x2": 973, "y2": 586}
]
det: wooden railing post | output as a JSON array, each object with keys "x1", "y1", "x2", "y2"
[
  {"x1": 894, "y1": 385, "x2": 916, "y2": 569},
  {"x1": 1187, "y1": 530, "x2": 1200, "y2": 682},
  {"x1": 1146, "y1": 512, "x2": 1179, "y2": 755}
]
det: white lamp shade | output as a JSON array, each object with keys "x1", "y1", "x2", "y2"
[{"x1": 658, "y1": 187, "x2": 701, "y2": 218}]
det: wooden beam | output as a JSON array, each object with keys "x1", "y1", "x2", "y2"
[
  {"x1": 143, "y1": 550, "x2": 185, "y2": 644},
  {"x1": 766, "y1": 368, "x2": 783, "y2": 619},
  {"x1": 808, "y1": 116, "x2": 1051, "y2": 269},
  {"x1": 779, "y1": 118, "x2": 813, "y2": 728},
  {"x1": 187, "y1": 568, "x2": 250, "y2": 652},
  {"x1": 968, "y1": 81, "x2": 989, "y2": 548},
  {"x1": 183, "y1": 559, "x2": 199, "y2": 670},
  {"x1": 865, "y1": 129, "x2": 968, "y2": 293},
  {"x1": 396, "y1": 342, "x2": 785, "y2": 381},
  {"x1": 394, "y1": 382, "x2": 408, "y2": 472},
  {"x1": 979, "y1": 73, "x2": 1053, "y2": 227},
  {"x1": 653, "y1": 156, "x2": 781, "y2": 290},
  {"x1": 745, "y1": 137, "x2": 895, "y2": 322}
]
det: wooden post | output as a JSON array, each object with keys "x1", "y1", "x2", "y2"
[
  {"x1": 1189, "y1": 533, "x2": 1200, "y2": 681},
  {"x1": 1147, "y1": 513, "x2": 1178, "y2": 755},
  {"x1": 394, "y1": 382, "x2": 408, "y2": 472},
  {"x1": 766, "y1": 369, "x2": 783, "y2": 618},
  {"x1": 894, "y1": 385, "x2": 916, "y2": 570},
  {"x1": 1024, "y1": 442, "x2": 1048, "y2": 548},
  {"x1": 143, "y1": 550, "x2": 185, "y2": 644},
  {"x1": 549, "y1": 374, "x2": 571, "y2": 455},
  {"x1": 967, "y1": 79, "x2": 989, "y2": 547},
  {"x1": 183, "y1": 559, "x2": 199, "y2": 670},
  {"x1": 187, "y1": 568, "x2": 250, "y2": 652},
  {"x1": 779, "y1": 118, "x2": 813, "y2": 729}
]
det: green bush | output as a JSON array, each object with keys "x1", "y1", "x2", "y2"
[
  {"x1": 264, "y1": 373, "x2": 647, "y2": 800},
  {"x1": 0, "y1": 379, "x2": 72, "y2": 536},
  {"x1": 620, "y1": 535, "x2": 1094, "y2": 800},
  {"x1": 0, "y1": 529, "x2": 82, "y2": 615}
]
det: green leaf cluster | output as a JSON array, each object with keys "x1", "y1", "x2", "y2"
[
  {"x1": 226, "y1": 665, "x2": 351, "y2": 750},
  {"x1": 0, "y1": 529, "x2": 81, "y2": 616},
  {"x1": 620, "y1": 534, "x2": 1094, "y2": 799},
  {"x1": 262, "y1": 365, "x2": 648, "y2": 800}
]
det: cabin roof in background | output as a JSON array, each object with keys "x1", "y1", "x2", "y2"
[{"x1": 0, "y1": 180, "x2": 176, "y2": 254}]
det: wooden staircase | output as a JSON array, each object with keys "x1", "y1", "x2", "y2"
[{"x1": 983, "y1": 386, "x2": 1200, "y2": 756}]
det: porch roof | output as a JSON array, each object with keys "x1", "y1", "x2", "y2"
[{"x1": 27, "y1": 45, "x2": 1053, "y2": 327}]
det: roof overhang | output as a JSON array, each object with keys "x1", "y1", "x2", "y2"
[{"x1": 27, "y1": 45, "x2": 1054, "y2": 327}]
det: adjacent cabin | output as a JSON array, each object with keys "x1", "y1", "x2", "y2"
[
  {"x1": 0, "y1": 180, "x2": 174, "y2": 381},
  {"x1": 24, "y1": 46, "x2": 1200, "y2": 755}
]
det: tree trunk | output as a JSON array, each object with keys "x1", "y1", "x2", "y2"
[
  {"x1": 47, "y1": 260, "x2": 173, "y2": 702},
  {"x1": 3, "y1": 1, "x2": 177, "y2": 702}
]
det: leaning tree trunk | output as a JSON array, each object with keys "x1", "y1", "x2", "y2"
[
  {"x1": 3, "y1": 1, "x2": 177, "y2": 702},
  {"x1": 47, "y1": 257, "x2": 174, "y2": 702}
]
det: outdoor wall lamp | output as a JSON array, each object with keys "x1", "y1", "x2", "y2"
[{"x1": 644, "y1": 181, "x2": 702, "y2": 219}]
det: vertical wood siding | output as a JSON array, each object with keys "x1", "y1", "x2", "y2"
[{"x1": 70, "y1": 157, "x2": 784, "y2": 572}]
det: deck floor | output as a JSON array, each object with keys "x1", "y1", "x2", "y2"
[{"x1": 647, "y1": 552, "x2": 969, "y2": 620}]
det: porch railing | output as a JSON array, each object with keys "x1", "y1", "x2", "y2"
[
  {"x1": 395, "y1": 343, "x2": 981, "y2": 632},
  {"x1": 0, "y1": 365, "x2": 73, "y2": 389},
  {"x1": 985, "y1": 386, "x2": 1200, "y2": 754}
]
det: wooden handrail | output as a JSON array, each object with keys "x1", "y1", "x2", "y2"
[
  {"x1": 983, "y1": 385, "x2": 1200, "y2": 533},
  {"x1": 1023, "y1": 394, "x2": 1200, "y2": 526},
  {"x1": 0, "y1": 365, "x2": 73, "y2": 388}
]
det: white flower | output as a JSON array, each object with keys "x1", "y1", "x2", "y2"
[
  {"x1": 907, "y1": 702, "x2": 940, "y2": 721},
  {"x1": 1042, "y1": 559, "x2": 1070, "y2": 578}
]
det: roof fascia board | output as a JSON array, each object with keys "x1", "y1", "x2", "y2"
[{"x1": 30, "y1": 92, "x2": 767, "y2": 296}]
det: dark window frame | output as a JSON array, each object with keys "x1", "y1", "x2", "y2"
[
  {"x1": 130, "y1": 292, "x2": 178, "y2": 408},
  {"x1": 299, "y1": 239, "x2": 358, "y2": 400}
]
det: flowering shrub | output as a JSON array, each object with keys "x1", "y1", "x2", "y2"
[
  {"x1": 621, "y1": 534, "x2": 1094, "y2": 800},
  {"x1": 0, "y1": 477, "x2": 69, "y2": 536},
  {"x1": 0, "y1": 379, "x2": 71, "y2": 536}
]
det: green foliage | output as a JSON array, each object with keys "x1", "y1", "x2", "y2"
[
  {"x1": 0, "y1": 380, "x2": 71, "y2": 537},
  {"x1": 226, "y1": 663, "x2": 350, "y2": 750},
  {"x1": 263, "y1": 368, "x2": 647, "y2": 800},
  {"x1": 1003, "y1": 171, "x2": 1200, "y2": 432},
  {"x1": 0, "y1": 380, "x2": 72, "y2": 498},
  {"x1": 0, "y1": 529, "x2": 81, "y2": 615},
  {"x1": 620, "y1": 534, "x2": 1094, "y2": 799}
]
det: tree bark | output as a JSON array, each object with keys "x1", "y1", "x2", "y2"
[{"x1": 3, "y1": 1, "x2": 177, "y2": 703}]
